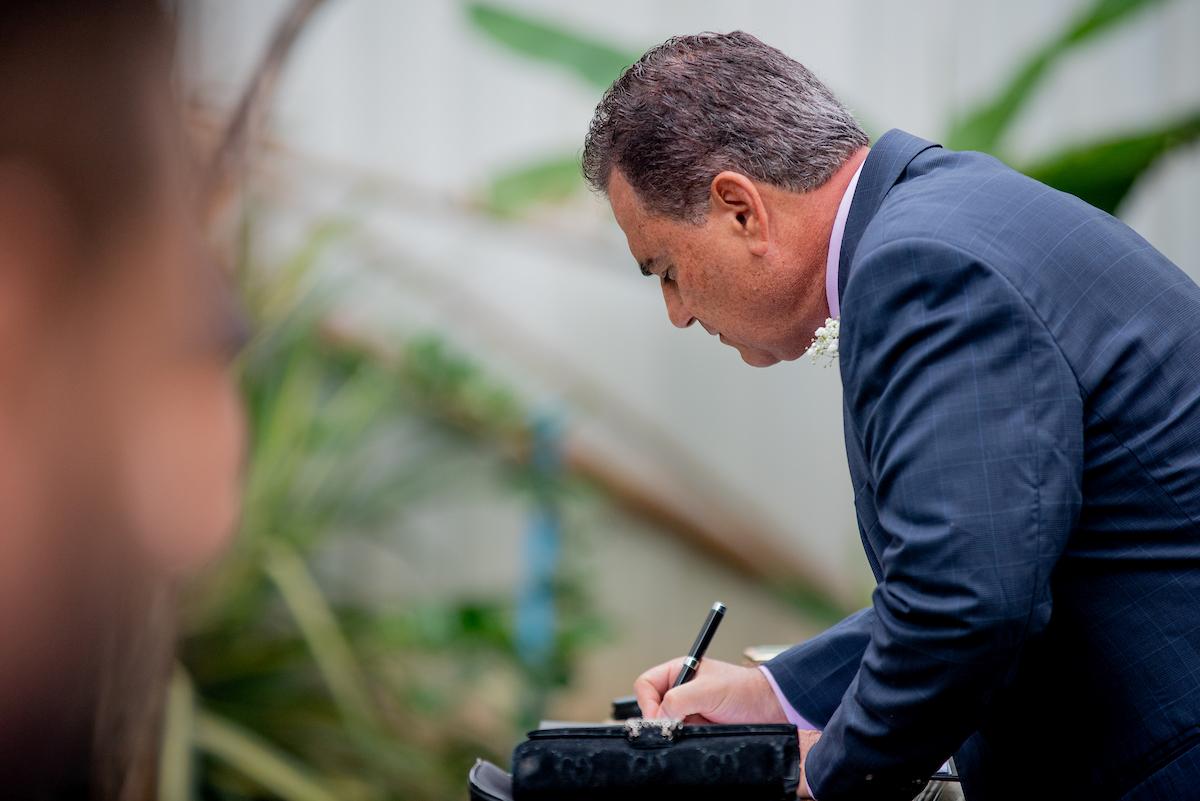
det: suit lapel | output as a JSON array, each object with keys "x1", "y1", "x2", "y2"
[
  {"x1": 837, "y1": 129, "x2": 941, "y2": 307},
  {"x1": 837, "y1": 131, "x2": 940, "y2": 580}
]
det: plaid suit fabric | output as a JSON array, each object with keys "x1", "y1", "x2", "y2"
[{"x1": 767, "y1": 131, "x2": 1200, "y2": 801}]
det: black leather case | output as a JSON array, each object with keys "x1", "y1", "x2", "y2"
[
  {"x1": 511, "y1": 719, "x2": 800, "y2": 800},
  {"x1": 469, "y1": 759, "x2": 515, "y2": 801}
]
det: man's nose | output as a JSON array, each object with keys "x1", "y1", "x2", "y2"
[{"x1": 662, "y1": 281, "x2": 695, "y2": 329}]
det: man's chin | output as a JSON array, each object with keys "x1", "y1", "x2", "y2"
[
  {"x1": 736, "y1": 348, "x2": 781, "y2": 368},
  {"x1": 719, "y1": 335, "x2": 784, "y2": 367}
]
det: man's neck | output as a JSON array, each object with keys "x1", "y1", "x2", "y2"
[
  {"x1": 770, "y1": 146, "x2": 870, "y2": 327},
  {"x1": 813, "y1": 147, "x2": 869, "y2": 300}
]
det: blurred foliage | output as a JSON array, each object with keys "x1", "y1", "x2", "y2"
[
  {"x1": 1022, "y1": 111, "x2": 1200, "y2": 215},
  {"x1": 464, "y1": 0, "x2": 638, "y2": 216},
  {"x1": 944, "y1": 0, "x2": 1169, "y2": 153},
  {"x1": 486, "y1": 154, "x2": 586, "y2": 218},
  {"x1": 165, "y1": 220, "x2": 606, "y2": 800},
  {"x1": 467, "y1": 0, "x2": 1199, "y2": 216},
  {"x1": 466, "y1": 2, "x2": 637, "y2": 89}
]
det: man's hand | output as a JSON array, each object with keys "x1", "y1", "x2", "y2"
[
  {"x1": 633, "y1": 657, "x2": 788, "y2": 723},
  {"x1": 797, "y1": 729, "x2": 821, "y2": 799}
]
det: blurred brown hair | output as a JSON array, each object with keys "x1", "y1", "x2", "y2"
[{"x1": 0, "y1": 0, "x2": 173, "y2": 243}]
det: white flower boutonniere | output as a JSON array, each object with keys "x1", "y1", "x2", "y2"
[{"x1": 807, "y1": 317, "x2": 839, "y2": 365}]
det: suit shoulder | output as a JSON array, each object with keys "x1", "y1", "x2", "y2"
[
  {"x1": 858, "y1": 147, "x2": 1078, "y2": 259},
  {"x1": 846, "y1": 145, "x2": 1178, "y2": 318}
]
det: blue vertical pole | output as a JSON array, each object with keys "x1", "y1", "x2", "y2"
[{"x1": 515, "y1": 412, "x2": 561, "y2": 722}]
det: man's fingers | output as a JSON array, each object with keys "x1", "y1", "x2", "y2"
[
  {"x1": 659, "y1": 678, "x2": 717, "y2": 721},
  {"x1": 633, "y1": 658, "x2": 683, "y2": 719},
  {"x1": 636, "y1": 692, "x2": 661, "y2": 719}
]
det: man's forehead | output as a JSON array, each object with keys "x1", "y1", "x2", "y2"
[
  {"x1": 607, "y1": 170, "x2": 642, "y2": 226},
  {"x1": 608, "y1": 170, "x2": 657, "y2": 261}
]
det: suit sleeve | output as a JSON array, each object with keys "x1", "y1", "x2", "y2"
[
  {"x1": 805, "y1": 238, "x2": 1084, "y2": 801},
  {"x1": 764, "y1": 608, "x2": 875, "y2": 729}
]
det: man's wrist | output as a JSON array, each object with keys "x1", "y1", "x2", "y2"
[
  {"x1": 797, "y1": 728, "x2": 822, "y2": 799},
  {"x1": 758, "y1": 665, "x2": 818, "y2": 731}
]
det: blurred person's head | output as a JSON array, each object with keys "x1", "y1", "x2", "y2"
[
  {"x1": 0, "y1": 1, "x2": 245, "y2": 797},
  {"x1": 583, "y1": 32, "x2": 868, "y2": 367}
]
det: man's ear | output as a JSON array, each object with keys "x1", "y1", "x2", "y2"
[
  {"x1": 0, "y1": 162, "x2": 75, "y2": 385},
  {"x1": 710, "y1": 171, "x2": 770, "y2": 255}
]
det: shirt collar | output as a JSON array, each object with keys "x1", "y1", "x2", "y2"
[{"x1": 825, "y1": 162, "x2": 865, "y2": 320}]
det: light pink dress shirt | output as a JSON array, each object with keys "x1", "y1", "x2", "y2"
[{"x1": 824, "y1": 162, "x2": 864, "y2": 320}]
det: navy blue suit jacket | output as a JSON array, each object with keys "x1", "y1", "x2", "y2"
[{"x1": 766, "y1": 130, "x2": 1200, "y2": 801}]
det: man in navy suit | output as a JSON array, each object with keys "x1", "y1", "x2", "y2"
[{"x1": 585, "y1": 32, "x2": 1200, "y2": 800}]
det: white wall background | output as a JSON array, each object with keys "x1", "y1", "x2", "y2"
[{"x1": 178, "y1": 1, "x2": 1200, "y2": 694}]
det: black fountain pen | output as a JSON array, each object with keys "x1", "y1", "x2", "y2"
[{"x1": 672, "y1": 601, "x2": 727, "y2": 688}]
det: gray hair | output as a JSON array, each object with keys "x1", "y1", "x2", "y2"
[{"x1": 582, "y1": 31, "x2": 867, "y2": 222}]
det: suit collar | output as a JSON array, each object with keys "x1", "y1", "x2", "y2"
[{"x1": 837, "y1": 129, "x2": 941, "y2": 305}]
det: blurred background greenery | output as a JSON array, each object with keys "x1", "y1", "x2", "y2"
[
  {"x1": 164, "y1": 215, "x2": 607, "y2": 799},
  {"x1": 163, "y1": 0, "x2": 1200, "y2": 798},
  {"x1": 469, "y1": 0, "x2": 1199, "y2": 217}
]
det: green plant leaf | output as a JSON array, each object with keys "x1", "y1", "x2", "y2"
[
  {"x1": 1020, "y1": 110, "x2": 1200, "y2": 214},
  {"x1": 194, "y1": 706, "x2": 342, "y2": 801},
  {"x1": 465, "y1": 2, "x2": 638, "y2": 89},
  {"x1": 485, "y1": 152, "x2": 584, "y2": 216},
  {"x1": 947, "y1": 0, "x2": 1169, "y2": 153},
  {"x1": 158, "y1": 666, "x2": 197, "y2": 801},
  {"x1": 264, "y1": 541, "x2": 380, "y2": 730},
  {"x1": 240, "y1": 217, "x2": 351, "y2": 330}
]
